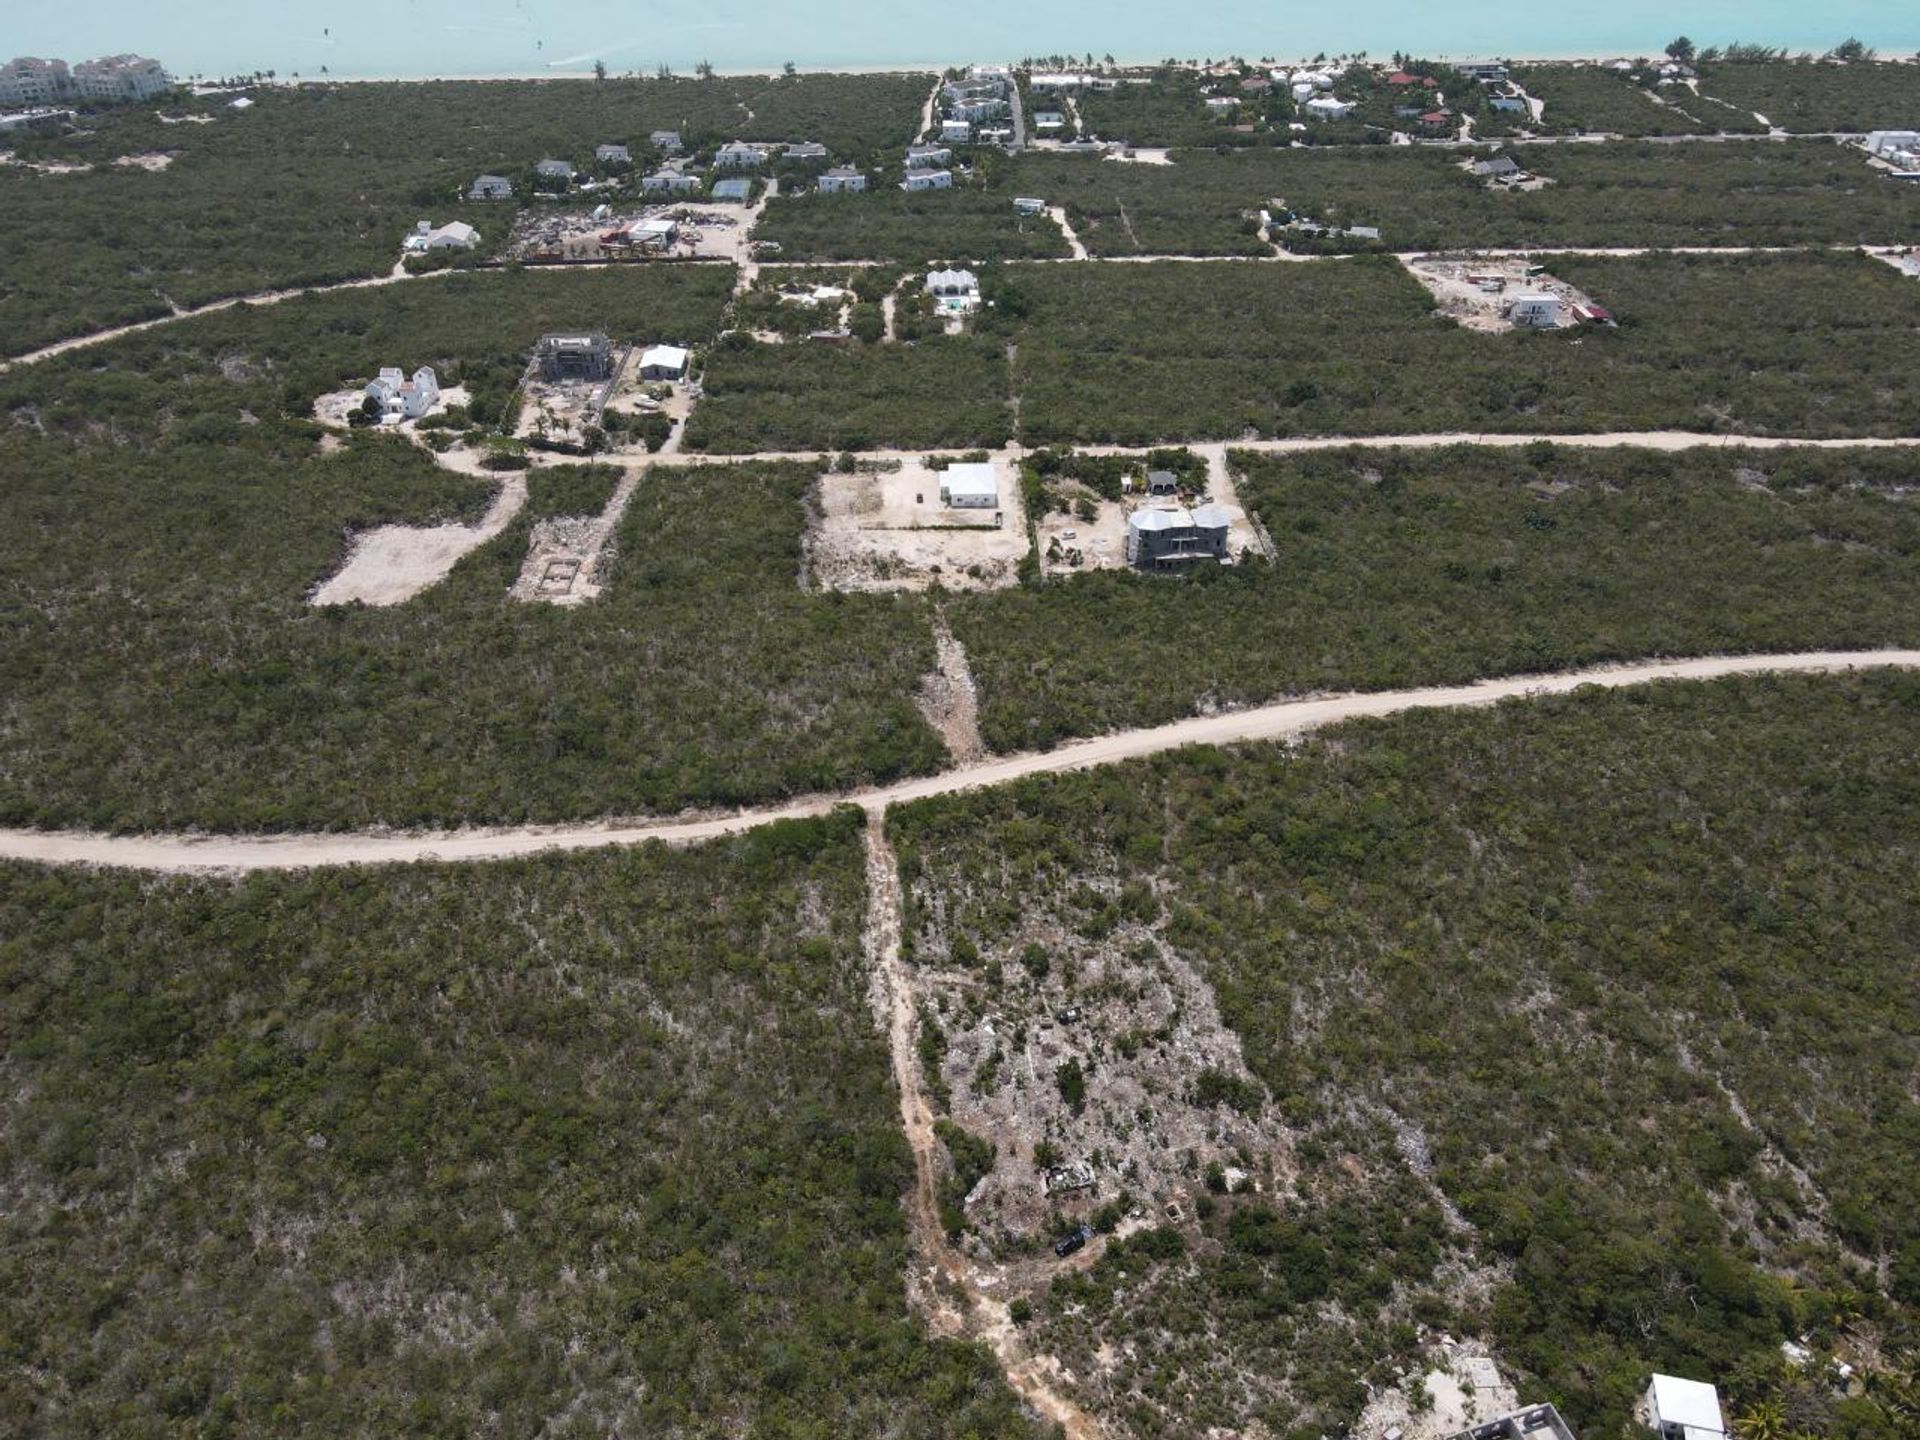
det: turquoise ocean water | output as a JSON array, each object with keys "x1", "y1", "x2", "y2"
[{"x1": 9, "y1": 1, "x2": 1920, "y2": 80}]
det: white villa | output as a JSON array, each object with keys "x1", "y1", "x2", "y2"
[
  {"x1": 642, "y1": 170, "x2": 702, "y2": 194},
  {"x1": 404, "y1": 219, "x2": 479, "y2": 253},
  {"x1": 818, "y1": 166, "x2": 867, "y2": 193},
  {"x1": 1304, "y1": 96, "x2": 1356, "y2": 120},
  {"x1": 927, "y1": 267, "x2": 980, "y2": 312},
  {"x1": 365, "y1": 366, "x2": 440, "y2": 422},
  {"x1": 714, "y1": 141, "x2": 766, "y2": 170},
  {"x1": 901, "y1": 169, "x2": 954, "y2": 192}
]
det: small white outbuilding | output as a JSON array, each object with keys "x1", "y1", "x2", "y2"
[
  {"x1": 639, "y1": 345, "x2": 691, "y2": 380},
  {"x1": 1645, "y1": 1374, "x2": 1726, "y2": 1440},
  {"x1": 940, "y1": 462, "x2": 998, "y2": 509}
]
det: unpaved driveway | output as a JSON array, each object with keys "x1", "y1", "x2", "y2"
[{"x1": 2, "y1": 650, "x2": 1914, "y2": 872}]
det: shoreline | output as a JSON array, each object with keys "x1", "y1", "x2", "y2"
[{"x1": 217, "y1": 49, "x2": 1920, "y2": 87}]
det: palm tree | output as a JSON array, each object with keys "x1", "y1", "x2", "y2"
[{"x1": 1733, "y1": 1401, "x2": 1787, "y2": 1440}]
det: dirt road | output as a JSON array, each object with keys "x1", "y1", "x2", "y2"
[
  {"x1": 863, "y1": 815, "x2": 1106, "y2": 1438},
  {"x1": 2, "y1": 650, "x2": 1914, "y2": 873}
]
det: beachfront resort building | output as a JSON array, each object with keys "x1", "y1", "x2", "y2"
[
  {"x1": 0, "y1": 58, "x2": 71, "y2": 106},
  {"x1": 1, "y1": 53, "x2": 170, "y2": 105}
]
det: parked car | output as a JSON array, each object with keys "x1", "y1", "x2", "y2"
[{"x1": 1053, "y1": 1224, "x2": 1094, "y2": 1258}]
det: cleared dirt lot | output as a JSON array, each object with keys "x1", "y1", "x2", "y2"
[
  {"x1": 1035, "y1": 454, "x2": 1267, "y2": 576},
  {"x1": 810, "y1": 459, "x2": 1029, "y2": 592},
  {"x1": 309, "y1": 473, "x2": 527, "y2": 607},
  {"x1": 1402, "y1": 253, "x2": 1609, "y2": 332}
]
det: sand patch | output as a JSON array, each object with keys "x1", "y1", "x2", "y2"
[
  {"x1": 809, "y1": 460, "x2": 1028, "y2": 593},
  {"x1": 114, "y1": 152, "x2": 175, "y2": 171},
  {"x1": 310, "y1": 475, "x2": 526, "y2": 607}
]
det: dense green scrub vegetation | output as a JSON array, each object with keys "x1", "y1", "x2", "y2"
[
  {"x1": 1695, "y1": 59, "x2": 1920, "y2": 131},
  {"x1": 685, "y1": 333, "x2": 1013, "y2": 453},
  {"x1": 1509, "y1": 65, "x2": 1714, "y2": 136},
  {"x1": 889, "y1": 673, "x2": 1920, "y2": 1438},
  {"x1": 1002, "y1": 252, "x2": 1920, "y2": 444},
  {"x1": 0, "y1": 278, "x2": 944, "y2": 830},
  {"x1": 2, "y1": 264, "x2": 734, "y2": 438},
  {"x1": 0, "y1": 73, "x2": 927, "y2": 357},
  {"x1": 1009, "y1": 141, "x2": 1918, "y2": 255},
  {"x1": 1070, "y1": 71, "x2": 1228, "y2": 148},
  {"x1": 0, "y1": 438, "x2": 943, "y2": 830},
  {"x1": 0, "y1": 814, "x2": 1042, "y2": 1438},
  {"x1": 754, "y1": 189, "x2": 1071, "y2": 263},
  {"x1": 951, "y1": 443, "x2": 1920, "y2": 752}
]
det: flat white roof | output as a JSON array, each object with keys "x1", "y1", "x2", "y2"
[
  {"x1": 941, "y1": 462, "x2": 997, "y2": 499},
  {"x1": 641, "y1": 344, "x2": 690, "y2": 368},
  {"x1": 1649, "y1": 1375, "x2": 1725, "y2": 1435}
]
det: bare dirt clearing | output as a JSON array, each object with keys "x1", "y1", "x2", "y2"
[
  {"x1": 1402, "y1": 254, "x2": 1608, "y2": 332},
  {"x1": 113, "y1": 151, "x2": 175, "y2": 171},
  {"x1": 810, "y1": 459, "x2": 1029, "y2": 593},
  {"x1": 511, "y1": 467, "x2": 643, "y2": 605},
  {"x1": 308, "y1": 473, "x2": 527, "y2": 607},
  {"x1": 913, "y1": 613, "x2": 986, "y2": 762}
]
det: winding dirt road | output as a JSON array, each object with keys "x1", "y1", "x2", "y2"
[{"x1": 3, "y1": 650, "x2": 1914, "y2": 874}]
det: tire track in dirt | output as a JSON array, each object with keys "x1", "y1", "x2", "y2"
[{"x1": 863, "y1": 812, "x2": 1106, "y2": 1439}]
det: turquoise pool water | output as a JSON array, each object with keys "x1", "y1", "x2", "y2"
[{"x1": 12, "y1": 1, "x2": 1919, "y2": 81}]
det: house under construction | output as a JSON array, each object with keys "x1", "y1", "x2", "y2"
[{"x1": 536, "y1": 332, "x2": 613, "y2": 381}]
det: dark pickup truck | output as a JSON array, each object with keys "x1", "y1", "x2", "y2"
[{"x1": 1053, "y1": 1224, "x2": 1094, "y2": 1258}]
